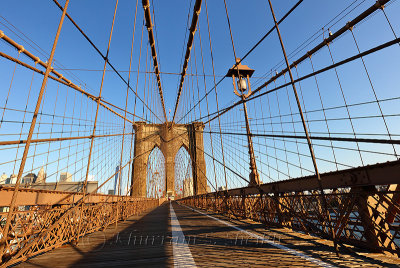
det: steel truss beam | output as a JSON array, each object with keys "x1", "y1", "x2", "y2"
[
  {"x1": 0, "y1": 186, "x2": 152, "y2": 207},
  {"x1": 1, "y1": 198, "x2": 159, "y2": 266},
  {"x1": 182, "y1": 159, "x2": 400, "y2": 256},
  {"x1": 207, "y1": 160, "x2": 400, "y2": 196}
]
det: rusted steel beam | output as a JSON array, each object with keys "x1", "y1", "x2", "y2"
[
  {"x1": 0, "y1": 186, "x2": 151, "y2": 207},
  {"x1": 181, "y1": 181, "x2": 400, "y2": 256},
  {"x1": 0, "y1": 30, "x2": 75, "y2": 86},
  {"x1": 0, "y1": 132, "x2": 134, "y2": 146},
  {"x1": 142, "y1": 0, "x2": 168, "y2": 121},
  {"x1": 197, "y1": 159, "x2": 400, "y2": 197},
  {"x1": 172, "y1": 0, "x2": 202, "y2": 122},
  {"x1": 204, "y1": 130, "x2": 400, "y2": 145},
  {"x1": 354, "y1": 186, "x2": 398, "y2": 255},
  {"x1": 386, "y1": 184, "x2": 400, "y2": 223},
  {"x1": 0, "y1": 147, "x2": 161, "y2": 266},
  {"x1": 2, "y1": 198, "x2": 159, "y2": 267}
]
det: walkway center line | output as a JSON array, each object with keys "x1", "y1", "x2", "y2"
[
  {"x1": 178, "y1": 202, "x2": 337, "y2": 268},
  {"x1": 170, "y1": 202, "x2": 197, "y2": 268}
]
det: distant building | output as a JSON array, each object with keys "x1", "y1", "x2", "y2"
[
  {"x1": 0, "y1": 171, "x2": 97, "y2": 193},
  {"x1": 22, "y1": 173, "x2": 37, "y2": 184},
  {"x1": 36, "y1": 167, "x2": 46, "y2": 183},
  {"x1": 183, "y1": 177, "x2": 193, "y2": 197},
  {"x1": 3, "y1": 181, "x2": 98, "y2": 193},
  {"x1": 206, "y1": 185, "x2": 211, "y2": 193},
  {"x1": 60, "y1": 172, "x2": 72, "y2": 182},
  {"x1": 108, "y1": 189, "x2": 115, "y2": 195},
  {"x1": 0, "y1": 173, "x2": 7, "y2": 184},
  {"x1": 114, "y1": 165, "x2": 121, "y2": 195},
  {"x1": 8, "y1": 174, "x2": 17, "y2": 184},
  {"x1": 218, "y1": 186, "x2": 227, "y2": 192}
]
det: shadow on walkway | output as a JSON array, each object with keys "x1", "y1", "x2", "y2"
[
  {"x1": 69, "y1": 203, "x2": 172, "y2": 267},
  {"x1": 19, "y1": 203, "x2": 172, "y2": 268}
]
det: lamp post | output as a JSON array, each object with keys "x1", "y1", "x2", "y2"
[{"x1": 226, "y1": 58, "x2": 260, "y2": 186}]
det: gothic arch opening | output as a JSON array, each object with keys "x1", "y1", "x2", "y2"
[
  {"x1": 146, "y1": 146, "x2": 166, "y2": 198},
  {"x1": 131, "y1": 122, "x2": 207, "y2": 197},
  {"x1": 174, "y1": 146, "x2": 193, "y2": 198}
]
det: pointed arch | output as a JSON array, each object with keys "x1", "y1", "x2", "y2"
[
  {"x1": 131, "y1": 122, "x2": 207, "y2": 197},
  {"x1": 146, "y1": 145, "x2": 166, "y2": 198},
  {"x1": 174, "y1": 146, "x2": 193, "y2": 198}
]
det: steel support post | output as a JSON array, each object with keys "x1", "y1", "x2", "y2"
[
  {"x1": 266, "y1": 0, "x2": 339, "y2": 255},
  {"x1": 116, "y1": 0, "x2": 138, "y2": 224},
  {"x1": 354, "y1": 185, "x2": 398, "y2": 255},
  {"x1": 241, "y1": 95, "x2": 260, "y2": 186},
  {"x1": 0, "y1": 0, "x2": 70, "y2": 261},
  {"x1": 76, "y1": 0, "x2": 119, "y2": 242}
]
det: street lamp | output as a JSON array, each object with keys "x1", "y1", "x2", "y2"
[{"x1": 226, "y1": 58, "x2": 261, "y2": 186}]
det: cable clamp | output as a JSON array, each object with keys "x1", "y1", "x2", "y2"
[
  {"x1": 346, "y1": 22, "x2": 354, "y2": 31},
  {"x1": 375, "y1": 0, "x2": 385, "y2": 10},
  {"x1": 18, "y1": 45, "x2": 25, "y2": 54}
]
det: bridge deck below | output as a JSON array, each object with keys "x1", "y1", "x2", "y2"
[{"x1": 16, "y1": 202, "x2": 400, "y2": 267}]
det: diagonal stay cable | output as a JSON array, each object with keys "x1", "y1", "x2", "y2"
[
  {"x1": 177, "y1": 0, "x2": 303, "y2": 123},
  {"x1": 189, "y1": 141, "x2": 328, "y2": 234},
  {"x1": 195, "y1": 0, "x2": 392, "y2": 125},
  {"x1": 203, "y1": 34, "x2": 400, "y2": 125},
  {"x1": 52, "y1": 0, "x2": 162, "y2": 123}
]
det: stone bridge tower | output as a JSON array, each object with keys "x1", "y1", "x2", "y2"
[{"x1": 130, "y1": 122, "x2": 207, "y2": 197}]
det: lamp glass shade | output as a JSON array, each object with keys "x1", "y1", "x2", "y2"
[{"x1": 238, "y1": 78, "x2": 247, "y2": 92}]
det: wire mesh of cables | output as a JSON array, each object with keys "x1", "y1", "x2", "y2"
[
  {"x1": 172, "y1": 0, "x2": 400, "y2": 193},
  {"x1": 0, "y1": 0, "x2": 165, "y2": 197}
]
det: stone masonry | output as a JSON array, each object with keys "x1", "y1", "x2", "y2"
[{"x1": 130, "y1": 122, "x2": 207, "y2": 197}]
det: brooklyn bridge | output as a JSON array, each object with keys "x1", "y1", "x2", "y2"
[{"x1": 1, "y1": 0, "x2": 400, "y2": 267}]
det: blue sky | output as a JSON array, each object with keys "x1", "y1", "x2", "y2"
[
  {"x1": 1, "y1": 0, "x2": 400, "y2": 192},
  {"x1": 3, "y1": 0, "x2": 397, "y2": 115}
]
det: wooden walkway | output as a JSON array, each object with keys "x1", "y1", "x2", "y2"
[{"x1": 15, "y1": 202, "x2": 400, "y2": 267}]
